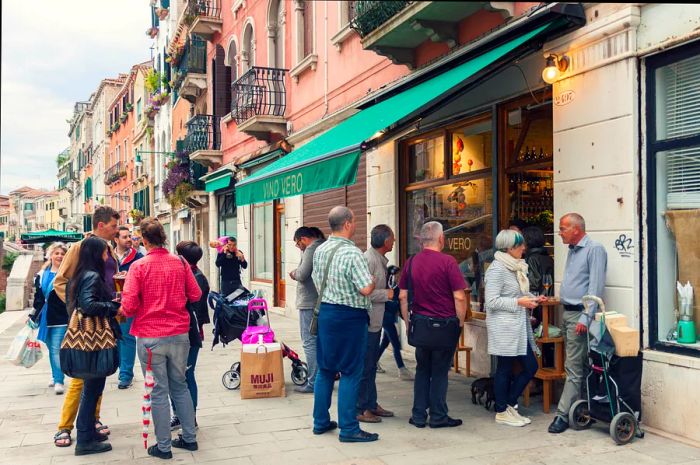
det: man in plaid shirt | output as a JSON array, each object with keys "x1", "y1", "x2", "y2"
[{"x1": 311, "y1": 206, "x2": 377, "y2": 443}]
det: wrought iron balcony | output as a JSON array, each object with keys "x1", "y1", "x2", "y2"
[
  {"x1": 174, "y1": 35, "x2": 207, "y2": 102},
  {"x1": 231, "y1": 66, "x2": 287, "y2": 140},
  {"x1": 187, "y1": 0, "x2": 222, "y2": 40},
  {"x1": 351, "y1": 1, "x2": 413, "y2": 38},
  {"x1": 185, "y1": 114, "x2": 223, "y2": 167},
  {"x1": 105, "y1": 161, "x2": 127, "y2": 185}
]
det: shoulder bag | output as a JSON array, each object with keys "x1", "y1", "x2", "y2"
[
  {"x1": 60, "y1": 308, "x2": 119, "y2": 379},
  {"x1": 406, "y1": 255, "x2": 461, "y2": 350},
  {"x1": 179, "y1": 257, "x2": 203, "y2": 348},
  {"x1": 309, "y1": 242, "x2": 343, "y2": 336}
]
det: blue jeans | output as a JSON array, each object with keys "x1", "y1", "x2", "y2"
[
  {"x1": 137, "y1": 334, "x2": 196, "y2": 452},
  {"x1": 494, "y1": 346, "x2": 539, "y2": 413},
  {"x1": 76, "y1": 377, "x2": 106, "y2": 445},
  {"x1": 298, "y1": 309, "x2": 317, "y2": 389},
  {"x1": 46, "y1": 326, "x2": 67, "y2": 385},
  {"x1": 357, "y1": 331, "x2": 381, "y2": 412},
  {"x1": 172, "y1": 346, "x2": 200, "y2": 413},
  {"x1": 377, "y1": 310, "x2": 405, "y2": 369},
  {"x1": 313, "y1": 304, "x2": 368, "y2": 437},
  {"x1": 118, "y1": 318, "x2": 136, "y2": 384}
]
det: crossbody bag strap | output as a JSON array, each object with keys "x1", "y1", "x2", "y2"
[
  {"x1": 314, "y1": 242, "x2": 344, "y2": 312},
  {"x1": 405, "y1": 256, "x2": 414, "y2": 316}
]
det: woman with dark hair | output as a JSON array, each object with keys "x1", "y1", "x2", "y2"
[
  {"x1": 68, "y1": 237, "x2": 121, "y2": 456},
  {"x1": 121, "y1": 219, "x2": 202, "y2": 459},
  {"x1": 522, "y1": 226, "x2": 554, "y2": 295},
  {"x1": 170, "y1": 240, "x2": 210, "y2": 430}
]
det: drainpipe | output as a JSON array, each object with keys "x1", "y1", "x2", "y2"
[{"x1": 323, "y1": 1, "x2": 329, "y2": 116}]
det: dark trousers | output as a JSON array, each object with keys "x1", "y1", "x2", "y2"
[
  {"x1": 412, "y1": 345, "x2": 456, "y2": 425},
  {"x1": 494, "y1": 346, "x2": 539, "y2": 413},
  {"x1": 76, "y1": 377, "x2": 106, "y2": 445},
  {"x1": 377, "y1": 311, "x2": 405, "y2": 369},
  {"x1": 172, "y1": 345, "x2": 201, "y2": 414},
  {"x1": 313, "y1": 303, "x2": 368, "y2": 437},
  {"x1": 357, "y1": 331, "x2": 381, "y2": 412},
  {"x1": 221, "y1": 280, "x2": 242, "y2": 296}
]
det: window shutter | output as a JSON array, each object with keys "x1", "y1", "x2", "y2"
[{"x1": 666, "y1": 146, "x2": 700, "y2": 209}]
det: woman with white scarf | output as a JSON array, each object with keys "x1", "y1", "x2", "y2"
[{"x1": 485, "y1": 229, "x2": 546, "y2": 427}]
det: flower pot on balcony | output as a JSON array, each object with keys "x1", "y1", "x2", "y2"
[
  {"x1": 146, "y1": 27, "x2": 159, "y2": 39},
  {"x1": 157, "y1": 7, "x2": 169, "y2": 20},
  {"x1": 120, "y1": 113, "x2": 128, "y2": 123}
]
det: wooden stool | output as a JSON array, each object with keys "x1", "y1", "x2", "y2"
[{"x1": 453, "y1": 326, "x2": 472, "y2": 377}]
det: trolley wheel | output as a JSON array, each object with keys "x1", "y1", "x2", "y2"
[
  {"x1": 291, "y1": 364, "x2": 309, "y2": 386},
  {"x1": 610, "y1": 412, "x2": 636, "y2": 445},
  {"x1": 230, "y1": 362, "x2": 241, "y2": 373},
  {"x1": 569, "y1": 399, "x2": 593, "y2": 430},
  {"x1": 222, "y1": 370, "x2": 241, "y2": 390}
]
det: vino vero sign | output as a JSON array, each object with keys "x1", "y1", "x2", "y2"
[{"x1": 236, "y1": 150, "x2": 362, "y2": 205}]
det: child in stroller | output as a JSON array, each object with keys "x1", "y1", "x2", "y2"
[{"x1": 208, "y1": 289, "x2": 309, "y2": 390}]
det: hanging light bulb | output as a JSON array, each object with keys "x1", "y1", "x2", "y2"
[{"x1": 542, "y1": 54, "x2": 569, "y2": 84}]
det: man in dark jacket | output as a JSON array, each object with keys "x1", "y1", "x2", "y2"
[
  {"x1": 216, "y1": 236, "x2": 247, "y2": 296},
  {"x1": 114, "y1": 226, "x2": 144, "y2": 389}
]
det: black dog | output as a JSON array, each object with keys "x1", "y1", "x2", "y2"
[{"x1": 471, "y1": 377, "x2": 495, "y2": 411}]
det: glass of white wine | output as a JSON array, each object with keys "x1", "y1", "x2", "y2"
[{"x1": 542, "y1": 274, "x2": 553, "y2": 298}]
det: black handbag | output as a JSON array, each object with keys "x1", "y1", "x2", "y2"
[{"x1": 405, "y1": 256, "x2": 461, "y2": 350}]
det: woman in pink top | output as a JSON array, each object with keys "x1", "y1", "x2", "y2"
[{"x1": 120, "y1": 219, "x2": 202, "y2": 459}]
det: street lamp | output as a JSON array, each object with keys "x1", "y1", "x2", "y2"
[{"x1": 542, "y1": 53, "x2": 570, "y2": 84}]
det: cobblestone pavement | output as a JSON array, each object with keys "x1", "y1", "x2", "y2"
[{"x1": 0, "y1": 310, "x2": 698, "y2": 465}]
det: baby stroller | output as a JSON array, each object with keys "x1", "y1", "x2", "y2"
[
  {"x1": 568, "y1": 296, "x2": 644, "y2": 445},
  {"x1": 209, "y1": 290, "x2": 308, "y2": 390}
]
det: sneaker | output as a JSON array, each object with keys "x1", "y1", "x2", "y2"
[
  {"x1": 170, "y1": 416, "x2": 182, "y2": 431},
  {"x1": 508, "y1": 406, "x2": 531, "y2": 425},
  {"x1": 172, "y1": 435, "x2": 198, "y2": 451},
  {"x1": 376, "y1": 362, "x2": 386, "y2": 374},
  {"x1": 398, "y1": 367, "x2": 414, "y2": 380},
  {"x1": 147, "y1": 445, "x2": 172, "y2": 459},
  {"x1": 48, "y1": 381, "x2": 55, "y2": 388},
  {"x1": 495, "y1": 409, "x2": 526, "y2": 427},
  {"x1": 75, "y1": 441, "x2": 112, "y2": 456},
  {"x1": 54, "y1": 384, "x2": 65, "y2": 395},
  {"x1": 294, "y1": 384, "x2": 314, "y2": 394},
  {"x1": 117, "y1": 380, "x2": 133, "y2": 390}
]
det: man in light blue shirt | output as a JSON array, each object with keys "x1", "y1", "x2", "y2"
[{"x1": 549, "y1": 213, "x2": 607, "y2": 434}]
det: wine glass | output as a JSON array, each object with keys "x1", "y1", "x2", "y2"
[{"x1": 542, "y1": 274, "x2": 553, "y2": 298}]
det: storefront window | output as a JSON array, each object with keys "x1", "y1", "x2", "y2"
[
  {"x1": 408, "y1": 134, "x2": 445, "y2": 183},
  {"x1": 252, "y1": 202, "x2": 274, "y2": 281},
  {"x1": 451, "y1": 118, "x2": 492, "y2": 175},
  {"x1": 648, "y1": 47, "x2": 700, "y2": 350},
  {"x1": 406, "y1": 177, "x2": 493, "y2": 298}
]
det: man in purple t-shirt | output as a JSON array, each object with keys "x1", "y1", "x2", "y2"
[{"x1": 399, "y1": 221, "x2": 468, "y2": 429}]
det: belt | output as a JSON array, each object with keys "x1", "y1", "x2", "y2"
[{"x1": 564, "y1": 304, "x2": 584, "y2": 311}]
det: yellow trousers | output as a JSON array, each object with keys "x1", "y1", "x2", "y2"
[{"x1": 57, "y1": 378, "x2": 102, "y2": 431}]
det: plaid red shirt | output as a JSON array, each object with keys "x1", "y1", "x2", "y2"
[{"x1": 121, "y1": 247, "x2": 202, "y2": 338}]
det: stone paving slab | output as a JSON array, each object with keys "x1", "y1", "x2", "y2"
[{"x1": 0, "y1": 310, "x2": 698, "y2": 465}]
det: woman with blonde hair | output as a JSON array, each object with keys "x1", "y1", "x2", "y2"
[{"x1": 29, "y1": 242, "x2": 69, "y2": 394}]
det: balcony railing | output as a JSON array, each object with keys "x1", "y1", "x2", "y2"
[
  {"x1": 185, "y1": 114, "x2": 221, "y2": 153},
  {"x1": 187, "y1": 0, "x2": 221, "y2": 20},
  {"x1": 105, "y1": 161, "x2": 127, "y2": 185},
  {"x1": 350, "y1": 1, "x2": 413, "y2": 38},
  {"x1": 231, "y1": 66, "x2": 287, "y2": 124}
]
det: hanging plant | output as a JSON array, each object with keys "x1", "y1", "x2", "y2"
[
  {"x1": 126, "y1": 102, "x2": 134, "y2": 112},
  {"x1": 145, "y1": 69, "x2": 162, "y2": 94},
  {"x1": 129, "y1": 209, "x2": 145, "y2": 223}
]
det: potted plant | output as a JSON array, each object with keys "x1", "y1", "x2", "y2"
[
  {"x1": 146, "y1": 26, "x2": 159, "y2": 39},
  {"x1": 128, "y1": 209, "x2": 145, "y2": 224},
  {"x1": 156, "y1": 7, "x2": 169, "y2": 20},
  {"x1": 125, "y1": 102, "x2": 133, "y2": 112},
  {"x1": 120, "y1": 113, "x2": 128, "y2": 123}
]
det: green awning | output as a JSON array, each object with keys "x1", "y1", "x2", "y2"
[
  {"x1": 235, "y1": 22, "x2": 551, "y2": 206},
  {"x1": 203, "y1": 168, "x2": 233, "y2": 193},
  {"x1": 20, "y1": 229, "x2": 83, "y2": 244}
]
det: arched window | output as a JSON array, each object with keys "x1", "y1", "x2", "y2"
[
  {"x1": 268, "y1": 0, "x2": 285, "y2": 69},
  {"x1": 227, "y1": 38, "x2": 238, "y2": 83},
  {"x1": 242, "y1": 22, "x2": 255, "y2": 73}
]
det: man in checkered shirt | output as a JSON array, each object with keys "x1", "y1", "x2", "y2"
[{"x1": 311, "y1": 206, "x2": 378, "y2": 443}]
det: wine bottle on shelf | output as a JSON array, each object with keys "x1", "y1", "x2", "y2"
[
  {"x1": 524, "y1": 146, "x2": 530, "y2": 162},
  {"x1": 539, "y1": 147, "x2": 545, "y2": 160}
]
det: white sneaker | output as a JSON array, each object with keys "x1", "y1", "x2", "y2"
[
  {"x1": 54, "y1": 384, "x2": 65, "y2": 395},
  {"x1": 399, "y1": 367, "x2": 414, "y2": 380},
  {"x1": 508, "y1": 405, "x2": 531, "y2": 425},
  {"x1": 495, "y1": 409, "x2": 526, "y2": 427},
  {"x1": 376, "y1": 362, "x2": 386, "y2": 374}
]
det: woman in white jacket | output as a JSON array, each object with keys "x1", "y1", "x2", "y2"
[{"x1": 484, "y1": 229, "x2": 546, "y2": 427}]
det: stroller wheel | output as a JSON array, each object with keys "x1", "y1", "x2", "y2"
[
  {"x1": 291, "y1": 364, "x2": 309, "y2": 386},
  {"x1": 222, "y1": 370, "x2": 241, "y2": 390},
  {"x1": 231, "y1": 362, "x2": 241, "y2": 373},
  {"x1": 569, "y1": 400, "x2": 593, "y2": 430},
  {"x1": 610, "y1": 412, "x2": 636, "y2": 445}
]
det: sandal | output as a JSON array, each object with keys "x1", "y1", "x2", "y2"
[
  {"x1": 95, "y1": 421, "x2": 110, "y2": 436},
  {"x1": 54, "y1": 429, "x2": 72, "y2": 447}
]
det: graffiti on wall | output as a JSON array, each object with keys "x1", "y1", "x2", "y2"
[{"x1": 614, "y1": 233, "x2": 633, "y2": 258}]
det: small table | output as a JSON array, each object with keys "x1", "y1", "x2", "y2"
[{"x1": 523, "y1": 298, "x2": 566, "y2": 413}]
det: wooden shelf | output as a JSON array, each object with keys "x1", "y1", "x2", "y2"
[
  {"x1": 506, "y1": 160, "x2": 553, "y2": 173},
  {"x1": 535, "y1": 367, "x2": 567, "y2": 381},
  {"x1": 536, "y1": 336, "x2": 564, "y2": 344}
]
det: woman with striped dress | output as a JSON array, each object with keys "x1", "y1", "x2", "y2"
[{"x1": 484, "y1": 229, "x2": 546, "y2": 427}]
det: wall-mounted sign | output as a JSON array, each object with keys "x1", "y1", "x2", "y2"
[{"x1": 554, "y1": 90, "x2": 575, "y2": 106}]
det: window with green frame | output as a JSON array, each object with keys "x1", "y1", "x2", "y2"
[{"x1": 84, "y1": 177, "x2": 92, "y2": 200}]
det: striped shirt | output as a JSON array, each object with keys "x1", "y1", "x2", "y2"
[{"x1": 312, "y1": 236, "x2": 373, "y2": 310}]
